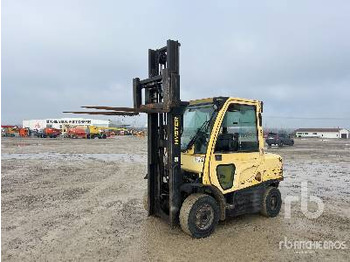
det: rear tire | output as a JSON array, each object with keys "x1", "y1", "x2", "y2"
[
  {"x1": 180, "y1": 193, "x2": 219, "y2": 238},
  {"x1": 261, "y1": 187, "x2": 282, "y2": 217}
]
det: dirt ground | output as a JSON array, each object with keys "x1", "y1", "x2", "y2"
[{"x1": 1, "y1": 137, "x2": 350, "y2": 261}]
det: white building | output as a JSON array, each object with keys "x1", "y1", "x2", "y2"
[
  {"x1": 23, "y1": 118, "x2": 111, "y2": 130},
  {"x1": 295, "y1": 128, "x2": 349, "y2": 139}
]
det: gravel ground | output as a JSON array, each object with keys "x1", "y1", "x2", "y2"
[{"x1": 1, "y1": 137, "x2": 350, "y2": 261}]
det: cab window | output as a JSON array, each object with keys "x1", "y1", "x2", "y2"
[{"x1": 215, "y1": 104, "x2": 259, "y2": 152}]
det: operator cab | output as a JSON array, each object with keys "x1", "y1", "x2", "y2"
[
  {"x1": 181, "y1": 96, "x2": 282, "y2": 193},
  {"x1": 181, "y1": 97, "x2": 261, "y2": 155}
]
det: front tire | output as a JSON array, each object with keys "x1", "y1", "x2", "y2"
[
  {"x1": 180, "y1": 193, "x2": 219, "y2": 238},
  {"x1": 261, "y1": 187, "x2": 282, "y2": 217}
]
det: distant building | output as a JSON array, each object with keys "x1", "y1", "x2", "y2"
[
  {"x1": 295, "y1": 128, "x2": 349, "y2": 139},
  {"x1": 23, "y1": 118, "x2": 111, "y2": 130}
]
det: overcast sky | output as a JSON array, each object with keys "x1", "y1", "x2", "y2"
[{"x1": 2, "y1": 0, "x2": 350, "y2": 128}]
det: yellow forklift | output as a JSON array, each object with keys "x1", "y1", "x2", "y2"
[{"x1": 66, "y1": 40, "x2": 283, "y2": 238}]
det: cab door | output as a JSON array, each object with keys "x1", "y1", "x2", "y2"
[{"x1": 208, "y1": 102, "x2": 262, "y2": 193}]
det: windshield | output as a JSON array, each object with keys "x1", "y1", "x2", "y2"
[{"x1": 181, "y1": 104, "x2": 216, "y2": 152}]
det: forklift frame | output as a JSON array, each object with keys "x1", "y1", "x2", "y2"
[{"x1": 64, "y1": 40, "x2": 284, "y2": 237}]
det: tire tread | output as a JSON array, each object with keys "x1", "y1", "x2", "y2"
[{"x1": 180, "y1": 193, "x2": 219, "y2": 238}]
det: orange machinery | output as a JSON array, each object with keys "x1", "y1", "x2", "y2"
[
  {"x1": 66, "y1": 126, "x2": 88, "y2": 138},
  {"x1": 43, "y1": 127, "x2": 61, "y2": 138},
  {"x1": 19, "y1": 127, "x2": 30, "y2": 137}
]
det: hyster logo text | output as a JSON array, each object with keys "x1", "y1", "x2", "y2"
[{"x1": 174, "y1": 117, "x2": 179, "y2": 145}]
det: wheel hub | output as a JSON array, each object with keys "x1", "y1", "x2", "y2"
[
  {"x1": 195, "y1": 204, "x2": 214, "y2": 230},
  {"x1": 270, "y1": 195, "x2": 278, "y2": 210}
]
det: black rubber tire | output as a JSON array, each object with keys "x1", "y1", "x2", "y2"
[
  {"x1": 261, "y1": 187, "x2": 282, "y2": 217},
  {"x1": 179, "y1": 193, "x2": 219, "y2": 238}
]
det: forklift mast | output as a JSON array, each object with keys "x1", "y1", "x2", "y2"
[
  {"x1": 133, "y1": 40, "x2": 188, "y2": 226},
  {"x1": 65, "y1": 40, "x2": 187, "y2": 226},
  {"x1": 141, "y1": 40, "x2": 188, "y2": 226}
]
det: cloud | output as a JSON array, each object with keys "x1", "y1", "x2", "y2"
[{"x1": 2, "y1": 0, "x2": 350, "y2": 128}]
